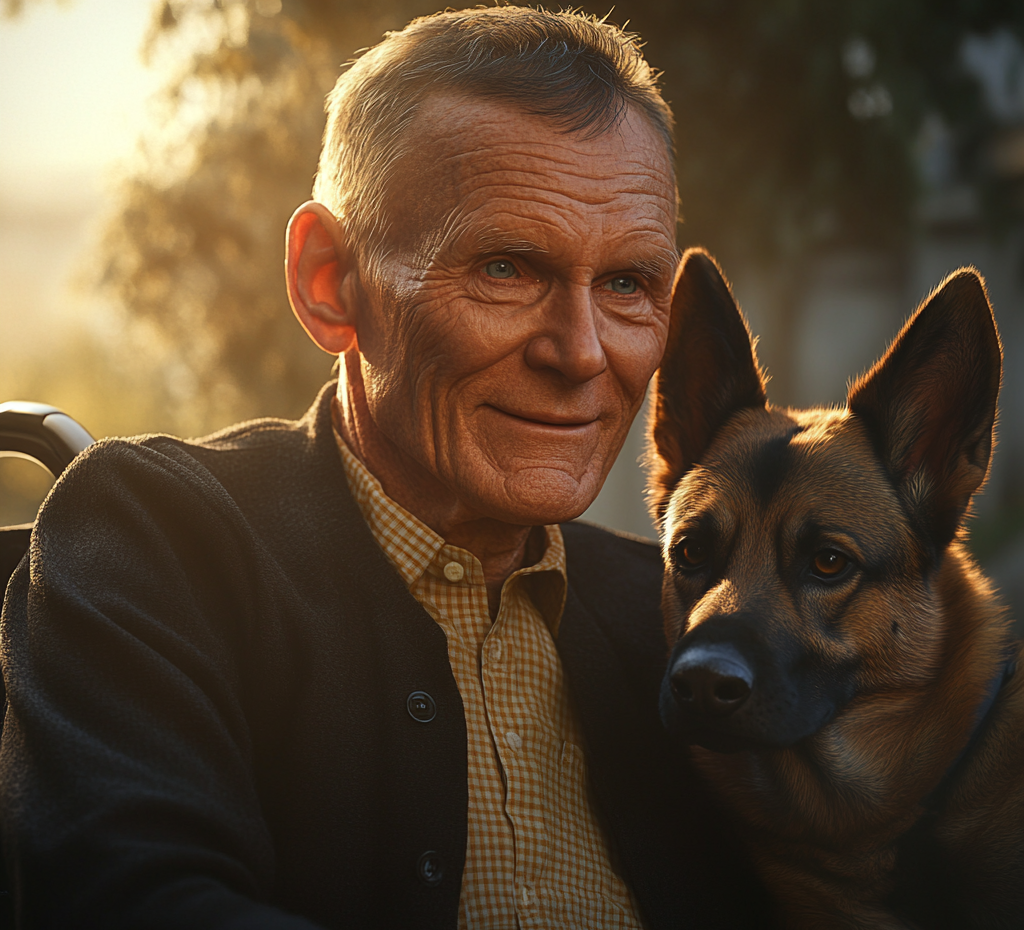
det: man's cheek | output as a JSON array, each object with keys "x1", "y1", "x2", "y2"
[{"x1": 606, "y1": 354, "x2": 664, "y2": 411}]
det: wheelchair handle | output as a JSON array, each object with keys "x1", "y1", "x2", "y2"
[{"x1": 0, "y1": 402, "x2": 95, "y2": 478}]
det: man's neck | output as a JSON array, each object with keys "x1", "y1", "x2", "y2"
[{"x1": 333, "y1": 366, "x2": 538, "y2": 617}]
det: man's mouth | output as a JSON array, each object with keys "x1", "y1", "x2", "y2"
[{"x1": 487, "y1": 405, "x2": 599, "y2": 428}]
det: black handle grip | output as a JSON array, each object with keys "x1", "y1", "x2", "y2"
[{"x1": 0, "y1": 402, "x2": 94, "y2": 477}]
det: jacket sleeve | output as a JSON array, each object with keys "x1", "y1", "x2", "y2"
[{"x1": 0, "y1": 439, "x2": 325, "y2": 930}]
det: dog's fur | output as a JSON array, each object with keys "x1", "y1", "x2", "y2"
[{"x1": 649, "y1": 249, "x2": 1024, "y2": 929}]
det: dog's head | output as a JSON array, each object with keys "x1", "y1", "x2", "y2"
[{"x1": 650, "y1": 249, "x2": 1001, "y2": 753}]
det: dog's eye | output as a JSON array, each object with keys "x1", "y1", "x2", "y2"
[
  {"x1": 673, "y1": 537, "x2": 709, "y2": 570},
  {"x1": 811, "y1": 549, "x2": 849, "y2": 579}
]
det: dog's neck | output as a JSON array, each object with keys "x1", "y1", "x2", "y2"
[{"x1": 919, "y1": 648, "x2": 1016, "y2": 813}]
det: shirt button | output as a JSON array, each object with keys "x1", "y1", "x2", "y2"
[
  {"x1": 416, "y1": 850, "x2": 444, "y2": 886},
  {"x1": 443, "y1": 561, "x2": 465, "y2": 582},
  {"x1": 519, "y1": 882, "x2": 534, "y2": 905},
  {"x1": 486, "y1": 638, "x2": 502, "y2": 662},
  {"x1": 407, "y1": 691, "x2": 437, "y2": 723},
  {"x1": 506, "y1": 731, "x2": 522, "y2": 752}
]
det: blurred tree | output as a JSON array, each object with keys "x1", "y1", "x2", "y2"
[
  {"x1": 634, "y1": 0, "x2": 1024, "y2": 399},
  {"x1": 90, "y1": 0, "x2": 1024, "y2": 423},
  {"x1": 0, "y1": 0, "x2": 62, "y2": 18}
]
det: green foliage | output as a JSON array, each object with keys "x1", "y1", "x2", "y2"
[
  {"x1": 621, "y1": 0, "x2": 1024, "y2": 264},
  {"x1": 89, "y1": 0, "x2": 1024, "y2": 423}
]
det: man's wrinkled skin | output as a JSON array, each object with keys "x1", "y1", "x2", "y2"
[{"x1": 287, "y1": 95, "x2": 678, "y2": 613}]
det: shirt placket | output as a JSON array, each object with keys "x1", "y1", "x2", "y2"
[
  {"x1": 482, "y1": 570, "x2": 559, "y2": 930},
  {"x1": 424, "y1": 547, "x2": 521, "y2": 930}
]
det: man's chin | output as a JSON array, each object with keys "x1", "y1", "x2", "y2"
[{"x1": 476, "y1": 466, "x2": 604, "y2": 527}]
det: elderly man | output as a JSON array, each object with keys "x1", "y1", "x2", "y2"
[{"x1": 0, "y1": 7, "x2": 768, "y2": 929}]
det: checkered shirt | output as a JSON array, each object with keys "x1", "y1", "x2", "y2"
[{"x1": 335, "y1": 430, "x2": 644, "y2": 930}]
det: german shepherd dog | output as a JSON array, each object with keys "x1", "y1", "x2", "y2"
[{"x1": 649, "y1": 249, "x2": 1023, "y2": 929}]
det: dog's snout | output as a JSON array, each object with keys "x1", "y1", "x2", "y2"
[{"x1": 670, "y1": 644, "x2": 753, "y2": 718}]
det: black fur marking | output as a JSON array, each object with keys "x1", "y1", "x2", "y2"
[{"x1": 748, "y1": 429, "x2": 802, "y2": 507}]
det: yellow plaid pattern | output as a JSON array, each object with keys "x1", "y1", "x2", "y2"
[{"x1": 335, "y1": 429, "x2": 644, "y2": 930}]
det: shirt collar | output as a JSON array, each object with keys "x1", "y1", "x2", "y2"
[
  {"x1": 334, "y1": 425, "x2": 442, "y2": 587},
  {"x1": 332, "y1": 418, "x2": 567, "y2": 634}
]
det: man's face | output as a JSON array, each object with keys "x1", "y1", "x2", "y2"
[{"x1": 350, "y1": 95, "x2": 678, "y2": 527}]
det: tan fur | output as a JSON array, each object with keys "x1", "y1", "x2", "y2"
[{"x1": 650, "y1": 249, "x2": 1022, "y2": 928}]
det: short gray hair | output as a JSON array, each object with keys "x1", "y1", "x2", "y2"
[{"x1": 312, "y1": 5, "x2": 675, "y2": 273}]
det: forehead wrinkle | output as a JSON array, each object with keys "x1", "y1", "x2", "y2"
[
  {"x1": 415, "y1": 88, "x2": 673, "y2": 153},
  {"x1": 439, "y1": 161, "x2": 673, "y2": 215},
  {"x1": 436, "y1": 122, "x2": 672, "y2": 178}
]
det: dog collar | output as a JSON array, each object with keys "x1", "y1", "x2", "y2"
[{"x1": 922, "y1": 646, "x2": 1018, "y2": 812}]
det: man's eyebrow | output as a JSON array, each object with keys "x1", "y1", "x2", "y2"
[
  {"x1": 414, "y1": 209, "x2": 543, "y2": 265},
  {"x1": 469, "y1": 226, "x2": 550, "y2": 255},
  {"x1": 458, "y1": 226, "x2": 680, "y2": 270},
  {"x1": 417, "y1": 209, "x2": 680, "y2": 275},
  {"x1": 444, "y1": 216, "x2": 558, "y2": 259},
  {"x1": 630, "y1": 249, "x2": 680, "y2": 279}
]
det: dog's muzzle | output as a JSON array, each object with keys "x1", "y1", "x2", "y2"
[
  {"x1": 660, "y1": 615, "x2": 854, "y2": 752},
  {"x1": 668, "y1": 643, "x2": 753, "y2": 718}
]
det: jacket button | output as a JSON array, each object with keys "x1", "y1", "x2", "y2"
[
  {"x1": 417, "y1": 850, "x2": 444, "y2": 886},
  {"x1": 407, "y1": 691, "x2": 436, "y2": 723}
]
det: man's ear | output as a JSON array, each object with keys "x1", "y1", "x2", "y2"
[{"x1": 286, "y1": 201, "x2": 359, "y2": 354}]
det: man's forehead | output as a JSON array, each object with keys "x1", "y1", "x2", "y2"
[
  {"x1": 385, "y1": 92, "x2": 677, "y2": 261},
  {"x1": 413, "y1": 92, "x2": 673, "y2": 179}
]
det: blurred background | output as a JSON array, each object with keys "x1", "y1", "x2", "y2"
[{"x1": 2, "y1": 0, "x2": 1023, "y2": 625}]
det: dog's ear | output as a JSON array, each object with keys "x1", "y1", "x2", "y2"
[
  {"x1": 847, "y1": 268, "x2": 1001, "y2": 550},
  {"x1": 648, "y1": 248, "x2": 768, "y2": 523}
]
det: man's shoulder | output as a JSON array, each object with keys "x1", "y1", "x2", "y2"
[
  {"x1": 72, "y1": 416, "x2": 308, "y2": 486},
  {"x1": 23, "y1": 382, "x2": 365, "y2": 621},
  {"x1": 63, "y1": 383, "x2": 334, "y2": 497},
  {"x1": 32, "y1": 383, "x2": 342, "y2": 557}
]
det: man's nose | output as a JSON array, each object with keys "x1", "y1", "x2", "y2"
[{"x1": 523, "y1": 285, "x2": 607, "y2": 383}]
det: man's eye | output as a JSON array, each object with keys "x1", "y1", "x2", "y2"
[
  {"x1": 484, "y1": 260, "x2": 518, "y2": 279},
  {"x1": 604, "y1": 276, "x2": 638, "y2": 294}
]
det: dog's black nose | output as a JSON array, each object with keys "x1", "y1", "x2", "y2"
[{"x1": 669, "y1": 644, "x2": 753, "y2": 718}]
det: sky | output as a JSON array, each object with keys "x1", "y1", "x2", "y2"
[
  {"x1": 0, "y1": 0, "x2": 162, "y2": 205},
  {"x1": 0, "y1": 0, "x2": 165, "y2": 415}
]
